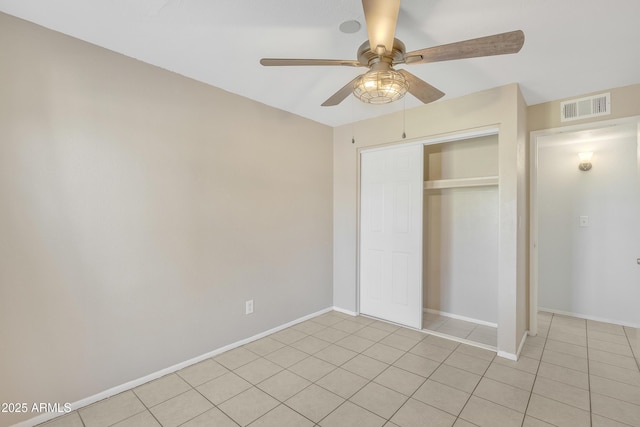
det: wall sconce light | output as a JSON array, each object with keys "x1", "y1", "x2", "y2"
[{"x1": 578, "y1": 152, "x2": 593, "y2": 171}]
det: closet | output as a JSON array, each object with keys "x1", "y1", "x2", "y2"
[
  {"x1": 355, "y1": 86, "x2": 528, "y2": 359},
  {"x1": 422, "y1": 133, "x2": 499, "y2": 349},
  {"x1": 359, "y1": 126, "x2": 526, "y2": 357}
]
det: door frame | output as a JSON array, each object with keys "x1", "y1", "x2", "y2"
[
  {"x1": 356, "y1": 126, "x2": 500, "y2": 328},
  {"x1": 528, "y1": 115, "x2": 640, "y2": 335}
]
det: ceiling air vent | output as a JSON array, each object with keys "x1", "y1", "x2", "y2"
[{"x1": 560, "y1": 92, "x2": 610, "y2": 122}]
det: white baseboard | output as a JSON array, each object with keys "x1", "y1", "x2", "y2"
[
  {"x1": 497, "y1": 330, "x2": 529, "y2": 361},
  {"x1": 332, "y1": 306, "x2": 358, "y2": 317},
  {"x1": 539, "y1": 307, "x2": 640, "y2": 329},
  {"x1": 424, "y1": 308, "x2": 498, "y2": 328},
  {"x1": 518, "y1": 330, "x2": 529, "y2": 357},
  {"x1": 497, "y1": 350, "x2": 517, "y2": 361},
  {"x1": 425, "y1": 329, "x2": 496, "y2": 352},
  {"x1": 12, "y1": 306, "x2": 334, "y2": 427}
]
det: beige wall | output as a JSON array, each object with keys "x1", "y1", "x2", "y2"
[
  {"x1": 422, "y1": 135, "x2": 500, "y2": 323},
  {"x1": 0, "y1": 13, "x2": 332, "y2": 426},
  {"x1": 333, "y1": 84, "x2": 528, "y2": 358},
  {"x1": 528, "y1": 83, "x2": 640, "y2": 131}
]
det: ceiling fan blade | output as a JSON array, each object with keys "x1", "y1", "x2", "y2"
[
  {"x1": 398, "y1": 70, "x2": 445, "y2": 104},
  {"x1": 362, "y1": 0, "x2": 400, "y2": 55},
  {"x1": 321, "y1": 75, "x2": 362, "y2": 106},
  {"x1": 260, "y1": 58, "x2": 363, "y2": 67},
  {"x1": 404, "y1": 30, "x2": 525, "y2": 65}
]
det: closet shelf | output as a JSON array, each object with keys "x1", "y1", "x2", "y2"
[{"x1": 424, "y1": 175, "x2": 499, "y2": 190}]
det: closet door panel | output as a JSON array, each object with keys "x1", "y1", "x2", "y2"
[{"x1": 360, "y1": 144, "x2": 423, "y2": 329}]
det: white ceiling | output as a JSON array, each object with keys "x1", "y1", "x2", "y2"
[{"x1": 1, "y1": 0, "x2": 639, "y2": 127}]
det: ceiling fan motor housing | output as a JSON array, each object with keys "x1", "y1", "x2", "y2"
[{"x1": 357, "y1": 38, "x2": 406, "y2": 67}]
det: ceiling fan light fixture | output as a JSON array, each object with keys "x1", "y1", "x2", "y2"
[{"x1": 353, "y1": 68, "x2": 409, "y2": 104}]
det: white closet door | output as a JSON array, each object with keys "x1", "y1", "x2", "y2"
[{"x1": 360, "y1": 144, "x2": 423, "y2": 329}]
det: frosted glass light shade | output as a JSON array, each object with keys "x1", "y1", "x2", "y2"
[
  {"x1": 578, "y1": 152, "x2": 593, "y2": 162},
  {"x1": 578, "y1": 152, "x2": 593, "y2": 171},
  {"x1": 353, "y1": 69, "x2": 409, "y2": 104}
]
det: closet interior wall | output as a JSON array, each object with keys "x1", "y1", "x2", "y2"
[{"x1": 422, "y1": 134, "x2": 500, "y2": 347}]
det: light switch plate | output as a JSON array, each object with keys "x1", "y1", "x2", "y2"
[{"x1": 579, "y1": 216, "x2": 589, "y2": 227}]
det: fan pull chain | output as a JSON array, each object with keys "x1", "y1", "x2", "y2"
[
  {"x1": 351, "y1": 98, "x2": 356, "y2": 144},
  {"x1": 401, "y1": 97, "x2": 406, "y2": 139}
]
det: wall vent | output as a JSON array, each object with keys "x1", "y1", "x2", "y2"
[{"x1": 560, "y1": 92, "x2": 610, "y2": 122}]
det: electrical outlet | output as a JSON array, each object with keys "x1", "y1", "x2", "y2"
[{"x1": 245, "y1": 300, "x2": 254, "y2": 315}]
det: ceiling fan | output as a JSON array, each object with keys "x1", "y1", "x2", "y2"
[{"x1": 260, "y1": 0, "x2": 524, "y2": 106}]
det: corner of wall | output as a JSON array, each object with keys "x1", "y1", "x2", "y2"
[{"x1": 517, "y1": 85, "x2": 530, "y2": 340}]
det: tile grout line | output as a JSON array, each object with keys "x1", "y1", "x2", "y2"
[
  {"x1": 253, "y1": 331, "x2": 339, "y2": 426},
  {"x1": 623, "y1": 325, "x2": 640, "y2": 373},
  {"x1": 378, "y1": 328, "x2": 533, "y2": 425},
  {"x1": 212, "y1": 315, "x2": 344, "y2": 426},
  {"x1": 452, "y1": 344, "x2": 497, "y2": 426},
  {"x1": 582, "y1": 324, "x2": 640, "y2": 427},
  {"x1": 338, "y1": 326, "x2": 427, "y2": 424},
  {"x1": 306, "y1": 318, "x2": 394, "y2": 425},
  {"x1": 369, "y1": 335, "x2": 450, "y2": 425},
  {"x1": 273, "y1": 316, "x2": 383, "y2": 425},
  {"x1": 266, "y1": 326, "x2": 354, "y2": 425},
  {"x1": 129, "y1": 387, "x2": 167, "y2": 427},
  {"x1": 519, "y1": 313, "x2": 551, "y2": 427},
  {"x1": 427, "y1": 315, "x2": 498, "y2": 348},
  {"x1": 313, "y1": 322, "x2": 462, "y2": 425},
  {"x1": 582, "y1": 321, "x2": 640, "y2": 427},
  {"x1": 173, "y1": 323, "x2": 319, "y2": 426},
  {"x1": 587, "y1": 323, "x2": 640, "y2": 426}
]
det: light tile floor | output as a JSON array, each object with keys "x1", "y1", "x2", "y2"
[
  {"x1": 423, "y1": 312, "x2": 498, "y2": 348},
  {"x1": 40, "y1": 311, "x2": 640, "y2": 427}
]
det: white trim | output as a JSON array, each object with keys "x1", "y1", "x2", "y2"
[
  {"x1": 359, "y1": 313, "x2": 426, "y2": 332},
  {"x1": 424, "y1": 308, "x2": 498, "y2": 328},
  {"x1": 517, "y1": 330, "x2": 528, "y2": 358},
  {"x1": 497, "y1": 330, "x2": 528, "y2": 361},
  {"x1": 12, "y1": 307, "x2": 334, "y2": 427},
  {"x1": 424, "y1": 329, "x2": 496, "y2": 352},
  {"x1": 529, "y1": 115, "x2": 640, "y2": 340},
  {"x1": 361, "y1": 313, "x2": 498, "y2": 353},
  {"x1": 359, "y1": 126, "x2": 499, "y2": 154},
  {"x1": 418, "y1": 126, "x2": 499, "y2": 147},
  {"x1": 424, "y1": 176, "x2": 499, "y2": 190},
  {"x1": 539, "y1": 307, "x2": 640, "y2": 329},
  {"x1": 497, "y1": 350, "x2": 517, "y2": 361},
  {"x1": 359, "y1": 138, "x2": 425, "y2": 153},
  {"x1": 332, "y1": 306, "x2": 358, "y2": 317}
]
